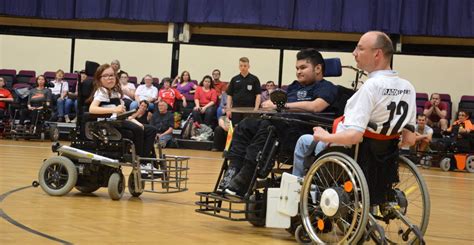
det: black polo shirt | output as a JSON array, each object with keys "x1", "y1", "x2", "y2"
[{"x1": 226, "y1": 73, "x2": 261, "y2": 107}]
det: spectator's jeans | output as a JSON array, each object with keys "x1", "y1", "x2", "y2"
[
  {"x1": 192, "y1": 105, "x2": 216, "y2": 126},
  {"x1": 56, "y1": 98, "x2": 67, "y2": 117},
  {"x1": 64, "y1": 98, "x2": 75, "y2": 117},
  {"x1": 158, "y1": 133, "x2": 172, "y2": 147},
  {"x1": 292, "y1": 134, "x2": 326, "y2": 177}
]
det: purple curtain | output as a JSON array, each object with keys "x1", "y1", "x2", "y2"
[
  {"x1": 39, "y1": 0, "x2": 75, "y2": 19},
  {"x1": 109, "y1": 0, "x2": 187, "y2": 22}
]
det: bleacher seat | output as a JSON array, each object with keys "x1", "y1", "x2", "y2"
[
  {"x1": 128, "y1": 76, "x2": 138, "y2": 87},
  {"x1": 459, "y1": 95, "x2": 474, "y2": 117},
  {"x1": 416, "y1": 92, "x2": 428, "y2": 116},
  {"x1": 17, "y1": 70, "x2": 36, "y2": 87},
  {"x1": 64, "y1": 73, "x2": 78, "y2": 93},
  {"x1": 0, "y1": 69, "x2": 16, "y2": 89},
  {"x1": 44, "y1": 71, "x2": 56, "y2": 82}
]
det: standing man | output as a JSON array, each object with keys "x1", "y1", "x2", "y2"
[
  {"x1": 226, "y1": 57, "x2": 261, "y2": 125},
  {"x1": 293, "y1": 31, "x2": 416, "y2": 206},
  {"x1": 423, "y1": 93, "x2": 448, "y2": 131}
]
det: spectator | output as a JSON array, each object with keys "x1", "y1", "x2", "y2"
[
  {"x1": 413, "y1": 114, "x2": 433, "y2": 154},
  {"x1": 173, "y1": 71, "x2": 197, "y2": 118},
  {"x1": 212, "y1": 69, "x2": 227, "y2": 97},
  {"x1": 226, "y1": 57, "x2": 261, "y2": 125},
  {"x1": 131, "y1": 74, "x2": 158, "y2": 111},
  {"x1": 158, "y1": 77, "x2": 187, "y2": 110},
  {"x1": 50, "y1": 69, "x2": 69, "y2": 122},
  {"x1": 119, "y1": 72, "x2": 136, "y2": 110},
  {"x1": 111, "y1": 59, "x2": 127, "y2": 78},
  {"x1": 0, "y1": 77, "x2": 13, "y2": 122},
  {"x1": 20, "y1": 75, "x2": 52, "y2": 130},
  {"x1": 193, "y1": 75, "x2": 218, "y2": 127},
  {"x1": 216, "y1": 92, "x2": 228, "y2": 119},
  {"x1": 128, "y1": 100, "x2": 150, "y2": 127},
  {"x1": 447, "y1": 110, "x2": 473, "y2": 136},
  {"x1": 150, "y1": 101, "x2": 174, "y2": 148},
  {"x1": 66, "y1": 70, "x2": 87, "y2": 123},
  {"x1": 212, "y1": 115, "x2": 231, "y2": 152},
  {"x1": 423, "y1": 93, "x2": 448, "y2": 131},
  {"x1": 260, "y1": 81, "x2": 276, "y2": 105}
]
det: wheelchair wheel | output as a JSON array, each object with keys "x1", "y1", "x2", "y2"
[
  {"x1": 295, "y1": 224, "x2": 312, "y2": 244},
  {"x1": 440, "y1": 157, "x2": 451, "y2": 172},
  {"x1": 465, "y1": 155, "x2": 474, "y2": 173},
  {"x1": 300, "y1": 152, "x2": 370, "y2": 244},
  {"x1": 75, "y1": 184, "x2": 100, "y2": 194},
  {"x1": 108, "y1": 172, "x2": 125, "y2": 200},
  {"x1": 245, "y1": 192, "x2": 266, "y2": 227},
  {"x1": 49, "y1": 126, "x2": 59, "y2": 142},
  {"x1": 128, "y1": 172, "x2": 143, "y2": 197},
  {"x1": 38, "y1": 156, "x2": 78, "y2": 196},
  {"x1": 377, "y1": 156, "x2": 430, "y2": 244}
]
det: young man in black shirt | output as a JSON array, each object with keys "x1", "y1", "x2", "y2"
[{"x1": 226, "y1": 57, "x2": 261, "y2": 125}]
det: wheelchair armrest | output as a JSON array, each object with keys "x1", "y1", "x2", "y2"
[{"x1": 115, "y1": 109, "x2": 136, "y2": 120}]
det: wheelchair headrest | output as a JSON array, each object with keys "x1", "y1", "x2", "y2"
[{"x1": 323, "y1": 58, "x2": 342, "y2": 77}]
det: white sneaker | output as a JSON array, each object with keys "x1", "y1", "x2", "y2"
[
  {"x1": 71, "y1": 117, "x2": 77, "y2": 123},
  {"x1": 140, "y1": 163, "x2": 163, "y2": 178},
  {"x1": 65, "y1": 115, "x2": 71, "y2": 123}
]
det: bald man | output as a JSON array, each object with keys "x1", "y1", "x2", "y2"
[{"x1": 293, "y1": 31, "x2": 417, "y2": 205}]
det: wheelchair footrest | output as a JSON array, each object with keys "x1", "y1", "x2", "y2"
[{"x1": 195, "y1": 191, "x2": 264, "y2": 222}]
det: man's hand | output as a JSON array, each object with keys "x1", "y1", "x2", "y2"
[
  {"x1": 226, "y1": 110, "x2": 232, "y2": 119},
  {"x1": 313, "y1": 126, "x2": 330, "y2": 142},
  {"x1": 261, "y1": 100, "x2": 276, "y2": 109}
]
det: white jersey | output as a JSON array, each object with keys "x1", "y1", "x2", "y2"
[
  {"x1": 342, "y1": 70, "x2": 416, "y2": 136},
  {"x1": 135, "y1": 84, "x2": 158, "y2": 101}
]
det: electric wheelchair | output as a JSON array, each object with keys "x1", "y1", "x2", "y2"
[
  {"x1": 195, "y1": 58, "x2": 430, "y2": 244},
  {"x1": 35, "y1": 62, "x2": 189, "y2": 200}
]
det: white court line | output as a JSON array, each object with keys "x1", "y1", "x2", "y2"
[{"x1": 1, "y1": 143, "x2": 473, "y2": 180}]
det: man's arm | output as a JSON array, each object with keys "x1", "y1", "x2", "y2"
[
  {"x1": 433, "y1": 106, "x2": 447, "y2": 118},
  {"x1": 399, "y1": 128, "x2": 416, "y2": 148},
  {"x1": 254, "y1": 94, "x2": 261, "y2": 110},
  {"x1": 226, "y1": 95, "x2": 233, "y2": 118},
  {"x1": 313, "y1": 127, "x2": 364, "y2": 145},
  {"x1": 286, "y1": 98, "x2": 330, "y2": 113}
]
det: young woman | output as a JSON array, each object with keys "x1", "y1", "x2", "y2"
[
  {"x1": 173, "y1": 71, "x2": 196, "y2": 117},
  {"x1": 19, "y1": 75, "x2": 52, "y2": 131},
  {"x1": 88, "y1": 64, "x2": 156, "y2": 158},
  {"x1": 193, "y1": 75, "x2": 217, "y2": 127},
  {"x1": 128, "y1": 100, "x2": 150, "y2": 126}
]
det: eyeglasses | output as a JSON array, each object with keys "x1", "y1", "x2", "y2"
[
  {"x1": 459, "y1": 114, "x2": 466, "y2": 117},
  {"x1": 101, "y1": 74, "x2": 115, "y2": 79}
]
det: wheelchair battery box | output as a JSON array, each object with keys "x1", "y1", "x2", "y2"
[
  {"x1": 265, "y1": 188, "x2": 291, "y2": 229},
  {"x1": 277, "y1": 172, "x2": 301, "y2": 217}
]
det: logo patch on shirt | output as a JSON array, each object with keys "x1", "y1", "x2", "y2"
[
  {"x1": 247, "y1": 85, "x2": 253, "y2": 91},
  {"x1": 297, "y1": 90, "x2": 308, "y2": 100}
]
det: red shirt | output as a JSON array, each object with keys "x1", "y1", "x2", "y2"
[
  {"x1": 158, "y1": 88, "x2": 183, "y2": 108},
  {"x1": 214, "y1": 81, "x2": 228, "y2": 96},
  {"x1": 194, "y1": 86, "x2": 217, "y2": 107},
  {"x1": 424, "y1": 101, "x2": 448, "y2": 122},
  {"x1": 0, "y1": 88, "x2": 13, "y2": 110}
]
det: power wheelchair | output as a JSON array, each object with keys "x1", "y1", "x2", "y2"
[
  {"x1": 35, "y1": 62, "x2": 189, "y2": 200},
  {"x1": 195, "y1": 58, "x2": 430, "y2": 244}
]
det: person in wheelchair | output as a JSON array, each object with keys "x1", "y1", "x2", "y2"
[
  {"x1": 16, "y1": 75, "x2": 52, "y2": 133},
  {"x1": 443, "y1": 110, "x2": 474, "y2": 152},
  {"x1": 292, "y1": 31, "x2": 416, "y2": 206},
  {"x1": 220, "y1": 48, "x2": 339, "y2": 197},
  {"x1": 87, "y1": 64, "x2": 157, "y2": 161},
  {"x1": 0, "y1": 77, "x2": 13, "y2": 127}
]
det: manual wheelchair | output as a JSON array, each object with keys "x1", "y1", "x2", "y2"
[
  {"x1": 195, "y1": 58, "x2": 430, "y2": 244},
  {"x1": 35, "y1": 64, "x2": 189, "y2": 200}
]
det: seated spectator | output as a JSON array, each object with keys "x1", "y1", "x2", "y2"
[
  {"x1": 447, "y1": 110, "x2": 473, "y2": 137},
  {"x1": 50, "y1": 69, "x2": 69, "y2": 122},
  {"x1": 192, "y1": 75, "x2": 218, "y2": 127},
  {"x1": 212, "y1": 69, "x2": 227, "y2": 98},
  {"x1": 0, "y1": 77, "x2": 13, "y2": 122},
  {"x1": 128, "y1": 100, "x2": 150, "y2": 127},
  {"x1": 413, "y1": 114, "x2": 433, "y2": 154},
  {"x1": 173, "y1": 71, "x2": 196, "y2": 118},
  {"x1": 216, "y1": 92, "x2": 228, "y2": 119},
  {"x1": 212, "y1": 115, "x2": 231, "y2": 152},
  {"x1": 260, "y1": 81, "x2": 276, "y2": 105},
  {"x1": 19, "y1": 75, "x2": 52, "y2": 130},
  {"x1": 131, "y1": 74, "x2": 158, "y2": 111},
  {"x1": 66, "y1": 70, "x2": 88, "y2": 123},
  {"x1": 119, "y1": 72, "x2": 136, "y2": 110},
  {"x1": 150, "y1": 101, "x2": 174, "y2": 148},
  {"x1": 111, "y1": 59, "x2": 127, "y2": 78},
  {"x1": 424, "y1": 93, "x2": 448, "y2": 131},
  {"x1": 158, "y1": 78, "x2": 187, "y2": 111}
]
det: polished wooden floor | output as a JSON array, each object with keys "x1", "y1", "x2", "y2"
[{"x1": 0, "y1": 139, "x2": 473, "y2": 244}]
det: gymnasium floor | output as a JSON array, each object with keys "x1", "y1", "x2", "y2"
[{"x1": 0, "y1": 139, "x2": 473, "y2": 244}]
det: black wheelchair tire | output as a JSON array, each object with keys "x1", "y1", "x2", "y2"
[
  {"x1": 245, "y1": 193, "x2": 266, "y2": 227},
  {"x1": 128, "y1": 172, "x2": 143, "y2": 197},
  {"x1": 38, "y1": 156, "x2": 77, "y2": 196}
]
